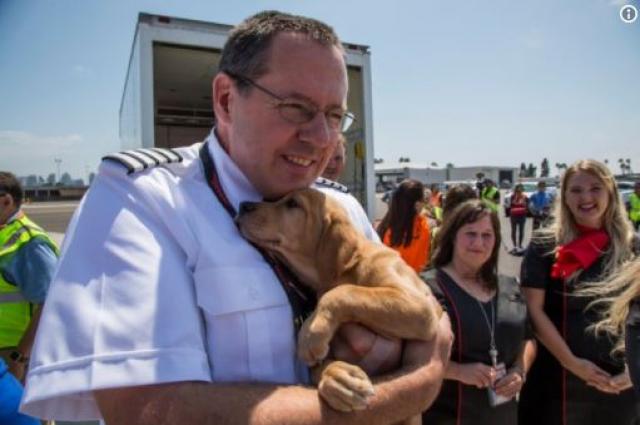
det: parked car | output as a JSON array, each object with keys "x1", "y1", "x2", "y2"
[
  {"x1": 617, "y1": 181, "x2": 636, "y2": 191},
  {"x1": 617, "y1": 181, "x2": 636, "y2": 206}
]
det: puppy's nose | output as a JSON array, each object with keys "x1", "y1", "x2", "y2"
[{"x1": 239, "y1": 201, "x2": 258, "y2": 215}]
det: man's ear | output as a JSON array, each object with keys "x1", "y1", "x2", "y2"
[
  {"x1": 2, "y1": 193, "x2": 13, "y2": 208},
  {"x1": 212, "y1": 73, "x2": 234, "y2": 126}
]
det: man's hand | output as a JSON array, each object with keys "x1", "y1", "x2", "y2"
[
  {"x1": 402, "y1": 312, "x2": 452, "y2": 368},
  {"x1": 331, "y1": 323, "x2": 402, "y2": 376},
  {"x1": 8, "y1": 359, "x2": 27, "y2": 383},
  {"x1": 330, "y1": 312, "x2": 453, "y2": 377}
]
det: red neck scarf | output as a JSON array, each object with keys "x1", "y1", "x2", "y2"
[{"x1": 550, "y1": 224, "x2": 610, "y2": 281}]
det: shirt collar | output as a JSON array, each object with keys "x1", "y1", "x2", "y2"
[
  {"x1": 1, "y1": 209, "x2": 22, "y2": 228},
  {"x1": 205, "y1": 129, "x2": 263, "y2": 213}
]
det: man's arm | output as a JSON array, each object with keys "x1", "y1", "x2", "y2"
[
  {"x1": 94, "y1": 314, "x2": 452, "y2": 425},
  {"x1": 9, "y1": 239, "x2": 57, "y2": 381}
]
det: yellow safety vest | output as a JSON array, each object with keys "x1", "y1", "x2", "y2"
[
  {"x1": 481, "y1": 186, "x2": 499, "y2": 213},
  {"x1": 0, "y1": 214, "x2": 58, "y2": 348},
  {"x1": 630, "y1": 193, "x2": 640, "y2": 223},
  {"x1": 433, "y1": 206, "x2": 443, "y2": 222}
]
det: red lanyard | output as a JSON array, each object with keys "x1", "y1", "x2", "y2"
[{"x1": 199, "y1": 143, "x2": 316, "y2": 333}]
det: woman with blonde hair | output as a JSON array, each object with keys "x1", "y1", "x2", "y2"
[{"x1": 518, "y1": 159, "x2": 636, "y2": 425}]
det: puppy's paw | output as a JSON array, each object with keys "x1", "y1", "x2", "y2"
[
  {"x1": 318, "y1": 361, "x2": 375, "y2": 412},
  {"x1": 298, "y1": 314, "x2": 332, "y2": 366}
]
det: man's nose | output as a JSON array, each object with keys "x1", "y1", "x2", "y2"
[{"x1": 300, "y1": 112, "x2": 332, "y2": 148}]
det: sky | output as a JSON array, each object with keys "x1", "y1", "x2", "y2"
[{"x1": 0, "y1": 0, "x2": 639, "y2": 183}]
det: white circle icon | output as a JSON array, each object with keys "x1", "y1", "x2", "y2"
[{"x1": 620, "y1": 5, "x2": 638, "y2": 23}]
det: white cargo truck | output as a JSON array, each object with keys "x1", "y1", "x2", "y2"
[{"x1": 120, "y1": 13, "x2": 376, "y2": 216}]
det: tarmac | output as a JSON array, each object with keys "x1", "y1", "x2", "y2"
[{"x1": 26, "y1": 194, "x2": 529, "y2": 279}]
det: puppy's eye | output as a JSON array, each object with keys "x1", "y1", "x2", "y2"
[{"x1": 285, "y1": 198, "x2": 299, "y2": 209}]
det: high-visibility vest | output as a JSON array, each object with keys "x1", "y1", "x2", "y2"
[
  {"x1": 430, "y1": 192, "x2": 443, "y2": 208},
  {"x1": 0, "y1": 214, "x2": 58, "y2": 348},
  {"x1": 433, "y1": 206, "x2": 443, "y2": 221},
  {"x1": 630, "y1": 193, "x2": 640, "y2": 223},
  {"x1": 481, "y1": 186, "x2": 499, "y2": 212}
]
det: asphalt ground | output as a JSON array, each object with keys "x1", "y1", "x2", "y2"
[
  {"x1": 23, "y1": 201, "x2": 77, "y2": 247},
  {"x1": 25, "y1": 198, "x2": 530, "y2": 278}
]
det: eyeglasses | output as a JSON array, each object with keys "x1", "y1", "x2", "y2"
[{"x1": 225, "y1": 71, "x2": 355, "y2": 133}]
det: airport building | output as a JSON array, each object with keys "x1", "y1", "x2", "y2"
[{"x1": 375, "y1": 163, "x2": 518, "y2": 190}]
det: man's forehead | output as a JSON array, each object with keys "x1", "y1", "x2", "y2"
[{"x1": 262, "y1": 32, "x2": 347, "y2": 84}]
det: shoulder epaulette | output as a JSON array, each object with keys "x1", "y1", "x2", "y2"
[
  {"x1": 315, "y1": 177, "x2": 349, "y2": 193},
  {"x1": 102, "y1": 148, "x2": 183, "y2": 174}
]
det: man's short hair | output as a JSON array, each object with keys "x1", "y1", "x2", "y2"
[
  {"x1": 218, "y1": 11, "x2": 342, "y2": 92},
  {"x1": 0, "y1": 171, "x2": 24, "y2": 207}
]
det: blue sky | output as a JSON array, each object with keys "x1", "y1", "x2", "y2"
[{"x1": 0, "y1": 0, "x2": 638, "y2": 182}]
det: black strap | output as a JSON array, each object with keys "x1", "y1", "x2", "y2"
[{"x1": 199, "y1": 143, "x2": 316, "y2": 333}]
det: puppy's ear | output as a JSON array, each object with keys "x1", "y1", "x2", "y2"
[{"x1": 316, "y1": 203, "x2": 360, "y2": 276}]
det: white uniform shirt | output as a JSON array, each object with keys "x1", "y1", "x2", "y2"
[{"x1": 21, "y1": 131, "x2": 379, "y2": 421}]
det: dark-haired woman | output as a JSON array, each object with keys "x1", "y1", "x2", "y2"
[
  {"x1": 377, "y1": 179, "x2": 431, "y2": 272},
  {"x1": 422, "y1": 200, "x2": 536, "y2": 425}
]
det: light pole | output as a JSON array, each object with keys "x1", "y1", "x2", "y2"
[{"x1": 54, "y1": 158, "x2": 62, "y2": 184}]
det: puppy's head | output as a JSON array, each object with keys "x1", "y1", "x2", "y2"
[{"x1": 236, "y1": 188, "x2": 333, "y2": 286}]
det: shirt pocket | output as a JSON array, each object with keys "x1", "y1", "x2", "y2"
[{"x1": 193, "y1": 265, "x2": 299, "y2": 383}]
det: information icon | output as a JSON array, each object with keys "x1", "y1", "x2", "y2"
[{"x1": 620, "y1": 4, "x2": 638, "y2": 23}]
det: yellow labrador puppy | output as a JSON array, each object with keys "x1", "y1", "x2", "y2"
[{"x1": 236, "y1": 188, "x2": 442, "y2": 418}]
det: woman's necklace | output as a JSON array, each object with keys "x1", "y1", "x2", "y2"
[
  {"x1": 446, "y1": 266, "x2": 499, "y2": 365},
  {"x1": 476, "y1": 296, "x2": 498, "y2": 367}
]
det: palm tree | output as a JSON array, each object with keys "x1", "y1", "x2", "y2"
[{"x1": 555, "y1": 162, "x2": 567, "y2": 176}]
